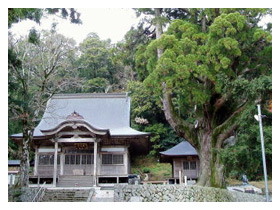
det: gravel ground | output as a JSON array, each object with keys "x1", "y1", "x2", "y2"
[{"x1": 228, "y1": 191, "x2": 267, "y2": 202}]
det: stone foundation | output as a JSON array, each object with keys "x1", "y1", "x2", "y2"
[{"x1": 114, "y1": 184, "x2": 266, "y2": 202}]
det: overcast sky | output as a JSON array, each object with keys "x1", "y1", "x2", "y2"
[
  {"x1": 9, "y1": 7, "x2": 272, "y2": 46},
  {"x1": 9, "y1": 8, "x2": 141, "y2": 44}
]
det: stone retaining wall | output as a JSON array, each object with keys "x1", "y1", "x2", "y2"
[
  {"x1": 8, "y1": 187, "x2": 39, "y2": 202},
  {"x1": 114, "y1": 184, "x2": 266, "y2": 202}
]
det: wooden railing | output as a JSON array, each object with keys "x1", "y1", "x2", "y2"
[{"x1": 32, "y1": 182, "x2": 46, "y2": 202}]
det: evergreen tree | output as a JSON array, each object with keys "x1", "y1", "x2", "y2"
[{"x1": 136, "y1": 9, "x2": 272, "y2": 187}]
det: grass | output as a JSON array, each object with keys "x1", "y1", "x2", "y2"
[
  {"x1": 130, "y1": 155, "x2": 172, "y2": 181},
  {"x1": 227, "y1": 178, "x2": 272, "y2": 193}
]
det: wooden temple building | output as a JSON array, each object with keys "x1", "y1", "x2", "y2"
[
  {"x1": 160, "y1": 141, "x2": 200, "y2": 183},
  {"x1": 11, "y1": 93, "x2": 149, "y2": 187}
]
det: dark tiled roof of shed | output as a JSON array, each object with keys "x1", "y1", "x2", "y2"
[
  {"x1": 160, "y1": 141, "x2": 198, "y2": 156},
  {"x1": 8, "y1": 160, "x2": 20, "y2": 166}
]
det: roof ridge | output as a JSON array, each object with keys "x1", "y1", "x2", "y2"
[{"x1": 52, "y1": 92, "x2": 128, "y2": 99}]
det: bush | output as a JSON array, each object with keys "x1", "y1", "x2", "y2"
[{"x1": 143, "y1": 168, "x2": 150, "y2": 173}]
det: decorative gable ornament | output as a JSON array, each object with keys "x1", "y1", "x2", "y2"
[{"x1": 66, "y1": 111, "x2": 84, "y2": 120}]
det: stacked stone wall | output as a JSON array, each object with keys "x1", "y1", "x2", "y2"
[
  {"x1": 114, "y1": 184, "x2": 266, "y2": 202},
  {"x1": 8, "y1": 187, "x2": 39, "y2": 202}
]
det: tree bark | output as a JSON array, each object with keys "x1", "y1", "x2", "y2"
[
  {"x1": 19, "y1": 141, "x2": 30, "y2": 187},
  {"x1": 154, "y1": 8, "x2": 163, "y2": 58},
  {"x1": 197, "y1": 132, "x2": 225, "y2": 187},
  {"x1": 161, "y1": 86, "x2": 232, "y2": 188},
  {"x1": 19, "y1": 123, "x2": 32, "y2": 187},
  {"x1": 161, "y1": 82, "x2": 198, "y2": 148}
]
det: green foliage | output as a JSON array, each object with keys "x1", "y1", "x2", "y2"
[
  {"x1": 130, "y1": 155, "x2": 172, "y2": 181},
  {"x1": 127, "y1": 81, "x2": 184, "y2": 156},
  {"x1": 85, "y1": 77, "x2": 109, "y2": 93},
  {"x1": 127, "y1": 81, "x2": 161, "y2": 121},
  {"x1": 116, "y1": 26, "x2": 150, "y2": 75},
  {"x1": 8, "y1": 8, "x2": 81, "y2": 28},
  {"x1": 144, "y1": 123, "x2": 167, "y2": 156},
  {"x1": 135, "y1": 9, "x2": 272, "y2": 185},
  {"x1": 8, "y1": 8, "x2": 43, "y2": 28},
  {"x1": 137, "y1": 10, "x2": 272, "y2": 119},
  {"x1": 28, "y1": 28, "x2": 41, "y2": 45},
  {"x1": 78, "y1": 33, "x2": 130, "y2": 92},
  {"x1": 142, "y1": 168, "x2": 150, "y2": 173},
  {"x1": 78, "y1": 33, "x2": 113, "y2": 80},
  {"x1": 220, "y1": 104, "x2": 272, "y2": 180}
]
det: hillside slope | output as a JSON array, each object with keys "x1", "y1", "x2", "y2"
[{"x1": 130, "y1": 156, "x2": 172, "y2": 181}]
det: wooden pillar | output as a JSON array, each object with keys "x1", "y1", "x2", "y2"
[
  {"x1": 37, "y1": 176, "x2": 40, "y2": 186},
  {"x1": 53, "y1": 140, "x2": 58, "y2": 187},
  {"x1": 93, "y1": 141, "x2": 98, "y2": 186},
  {"x1": 60, "y1": 152, "x2": 64, "y2": 175},
  {"x1": 179, "y1": 170, "x2": 182, "y2": 185},
  {"x1": 34, "y1": 145, "x2": 38, "y2": 176},
  {"x1": 124, "y1": 147, "x2": 128, "y2": 174},
  {"x1": 184, "y1": 176, "x2": 188, "y2": 186}
]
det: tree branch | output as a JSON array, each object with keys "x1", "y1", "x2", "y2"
[
  {"x1": 213, "y1": 100, "x2": 249, "y2": 148},
  {"x1": 213, "y1": 96, "x2": 227, "y2": 117},
  {"x1": 161, "y1": 82, "x2": 198, "y2": 147}
]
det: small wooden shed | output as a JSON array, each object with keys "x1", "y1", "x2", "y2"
[
  {"x1": 8, "y1": 160, "x2": 20, "y2": 185},
  {"x1": 160, "y1": 141, "x2": 200, "y2": 181}
]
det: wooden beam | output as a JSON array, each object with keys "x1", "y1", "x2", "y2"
[
  {"x1": 57, "y1": 131, "x2": 96, "y2": 137},
  {"x1": 57, "y1": 137, "x2": 95, "y2": 143}
]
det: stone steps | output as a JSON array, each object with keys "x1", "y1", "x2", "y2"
[
  {"x1": 93, "y1": 197, "x2": 114, "y2": 202},
  {"x1": 92, "y1": 188, "x2": 114, "y2": 202},
  {"x1": 41, "y1": 189, "x2": 91, "y2": 202},
  {"x1": 57, "y1": 176, "x2": 93, "y2": 187}
]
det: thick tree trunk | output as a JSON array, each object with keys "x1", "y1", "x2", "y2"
[
  {"x1": 162, "y1": 88, "x2": 226, "y2": 187},
  {"x1": 197, "y1": 132, "x2": 225, "y2": 188}
]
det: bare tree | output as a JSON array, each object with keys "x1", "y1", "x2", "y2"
[{"x1": 8, "y1": 30, "x2": 81, "y2": 186}]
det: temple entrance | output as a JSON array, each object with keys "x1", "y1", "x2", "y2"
[{"x1": 64, "y1": 148, "x2": 94, "y2": 175}]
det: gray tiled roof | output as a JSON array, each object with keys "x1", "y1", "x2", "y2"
[
  {"x1": 8, "y1": 160, "x2": 20, "y2": 165},
  {"x1": 12, "y1": 93, "x2": 148, "y2": 137},
  {"x1": 160, "y1": 141, "x2": 198, "y2": 156}
]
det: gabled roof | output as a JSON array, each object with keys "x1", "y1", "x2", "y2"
[
  {"x1": 12, "y1": 93, "x2": 149, "y2": 138},
  {"x1": 160, "y1": 141, "x2": 198, "y2": 156}
]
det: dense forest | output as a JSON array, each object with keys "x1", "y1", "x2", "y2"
[{"x1": 8, "y1": 8, "x2": 272, "y2": 187}]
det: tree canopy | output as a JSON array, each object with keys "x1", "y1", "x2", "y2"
[{"x1": 136, "y1": 9, "x2": 271, "y2": 187}]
